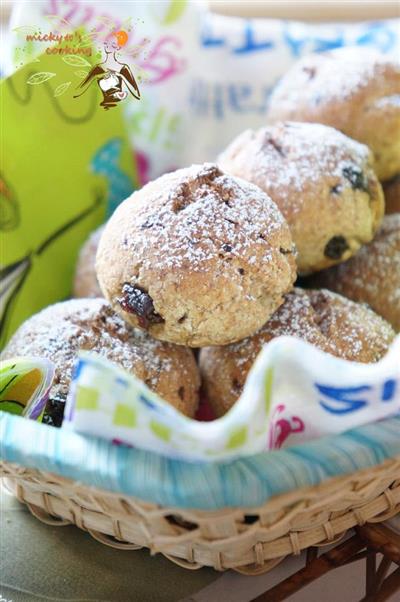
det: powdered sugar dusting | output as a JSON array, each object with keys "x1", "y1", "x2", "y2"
[
  {"x1": 374, "y1": 94, "x2": 400, "y2": 109},
  {"x1": 227, "y1": 288, "x2": 394, "y2": 363},
  {"x1": 270, "y1": 47, "x2": 400, "y2": 111},
  {"x1": 123, "y1": 163, "x2": 291, "y2": 273},
  {"x1": 220, "y1": 122, "x2": 371, "y2": 206},
  {"x1": 1, "y1": 298, "x2": 192, "y2": 399}
]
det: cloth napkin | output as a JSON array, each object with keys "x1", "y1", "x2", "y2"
[{"x1": 59, "y1": 334, "x2": 400, "y2": 462}]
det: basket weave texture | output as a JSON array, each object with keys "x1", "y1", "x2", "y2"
[{"x1": 1, "y1": 457, "x2": 399, "y2": 574}]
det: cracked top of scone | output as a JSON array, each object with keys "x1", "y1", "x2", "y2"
[
  {"x1": 1, "y1": 298, "x2": 200, "y2": 416},
  {"x1": 96, "y1": 163, "x2": 297, "y2": 346},
  {"x1": 219, "y1": 122, "x2": 384, "y2": 274},
  {"x1": 200, "y1": 288, "x2": 396, "y2": 416},
  {"x1": 266, "y1": 48, "x2": 400, "y2": 181}
]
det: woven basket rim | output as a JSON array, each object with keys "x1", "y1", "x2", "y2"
[
  {"x1": 1, "y1": 411, "x2": 400, "y2": 510},
  {"x1": 2, "y1": 455, "x2": 399, "y2": 573},
  {"x1": 2, "y1": 454, "x2": 400, "y2": 513}
]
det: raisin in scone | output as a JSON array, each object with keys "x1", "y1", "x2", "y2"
[
  {"x1": 1, "y1": 298, "x2": 200, "y2": 421},
  {"x1": 311, "y1": 215, "x2": 400, "y2": 331},
  {"x1": 73, "y1": 226, "x2": 104, "y2": 298},
  {"x1": 96, "y1": 163, "x2": 297, "y2": 346},
  {"x1": 219, "y1": 122, "x2": 384, "y2": 274},
  {"x1": 266, "y1": 47, "x2": 400, "y2": 181},
  {"x1": 200, "y1": 288, "x2": 395, "y2": 416},
  {"x1": 383, "y1": 175, "x2": 400, "y2": 215}
]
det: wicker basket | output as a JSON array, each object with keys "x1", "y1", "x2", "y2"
[{"x1": 1, "y1": 456, "x2": 399, "y2": 574}]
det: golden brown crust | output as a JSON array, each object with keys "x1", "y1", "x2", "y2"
[
  {"x1": 1, "y1": 298, "x2": 200, "y2": 416},
  {"x1": 310, "y1": 215, "x2": 400, "y2": 331},
  {"x1": 267, "y1": 48, "x2": 400, "y2": 181},
  {"x1": 219, "y1": 122, "x2": 384, "y2": 274},
  {"x1": 96, "y1": 163, "x2": 297, "y2": 346},
  {"x1": 200, "y1": 288, "x2": 395, "y2": 417},
  {"x1": 73, "y1": 226, "x2": 104, "y2": 298},
  {"x1": 383, "y1": 175, "x2": 400, "y2": 214}
]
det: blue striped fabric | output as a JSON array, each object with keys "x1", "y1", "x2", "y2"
[{"x1": 1, "y1": 412, "x2": 399, "y2": 509}]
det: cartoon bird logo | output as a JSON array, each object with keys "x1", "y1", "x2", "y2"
[{"x1": 74, "y1": 30, "x2": 140, "y2": 110}]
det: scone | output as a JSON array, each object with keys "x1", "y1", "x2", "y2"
[
  {"x1": 310, "y1": 215, "x2": 400, "y2": 331},
  {"x1": 267, "y1": 47, "x2": 400, "y2": 181},
  {"x1": 73, "y1": 226, "x2": 104, "y2": 298},
  {"x1": 200, "y1": 288, "x2": 395, "y2": 416},
  {"x1": 96, "y1": 163, "x2": 297, "y2": 346},
  {"x1": 219, "y1": 122, "x2": 384, "y2": 274},
  {"x1": 1, "y1": 298, "x2": 200, "y2": 423},
  {"x1": 383, "y1": 175, "x2": 400, "y2": 214}
]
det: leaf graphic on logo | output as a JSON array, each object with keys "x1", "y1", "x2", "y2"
[
  {"x1": 78, "y1": 32, "x2": 98, "y2": 47},
  {"x1": 12, "y1": 25, "x2": 37, "y2": 35},
  {"x1": 54, "y1": 81, "x2": 71, "y2": 97},
  {"x1": 75, "y1": 70, "x2": 89, "y2": 78},
  {"x1": 81, "y1": 31, "x2": 98, "y2": 41},
  {"x1": 96, "y1": 15, "x2": 116, "y2": 26},
  {"x1": 27, "y1": 72, "x2": 56, "y2": 85},
  {"x1": 62, "y1": 55, "x2": 92, "y2": 67},
  {"x1": 44, "y1": 14, "x2": 72, "y2": 28},
  {"x1": 77, "y1": 39, "x2": 94, "y2": 48}
]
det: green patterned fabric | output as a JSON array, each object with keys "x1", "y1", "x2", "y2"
[{"x1": 1, "y1": 45, "x2": 136, "y2": 348}]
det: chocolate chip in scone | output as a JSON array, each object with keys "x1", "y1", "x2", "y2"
[
  {"x1": 42, "y1": 395, "x2": 66, "y2": 427},
  {"x1": 232, "y1": 378, "x2": 243, "y2": 393},
  {"x1": 222, "y1": 243, "x2": 233, "y2": 252},
  {"x1": 118, "y1": 283, "x2": 164, "y2": 328},
  {"x1": 324, "y1": 236, "x2": 349, "y2": 260},
  {"x1": 342, "y1": 166, "x2": 369, "y2": 192}
]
